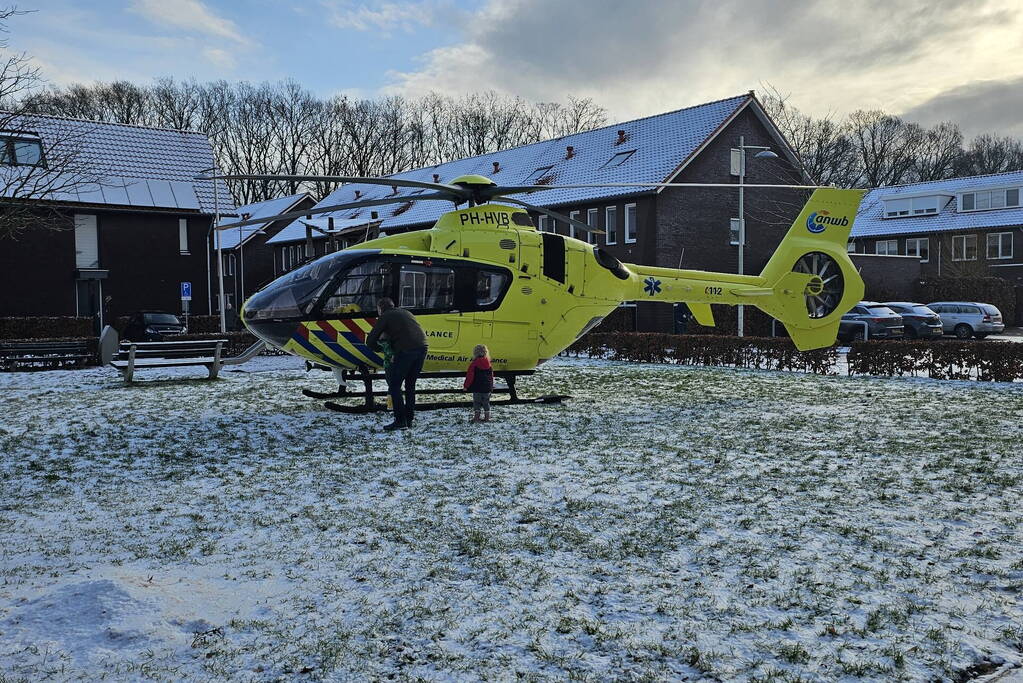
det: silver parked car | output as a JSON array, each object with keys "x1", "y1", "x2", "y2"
[{"x1": 927, "y1": 301, "x2": 1005, "y2": 339}]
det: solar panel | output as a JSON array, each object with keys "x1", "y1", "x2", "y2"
[
  {"x1": 75, "y1": 182, "x2": 105, "y2": 205},
  {"x1": 147, "y1": 180, "x2": 177, "y2": 208},
  {"x1": 124, "y1": 177, "x2": 155, "y2": 206},
  {"x1": 100, "y1": 178, "x2": 130, "y2": 206},
  {"x1": 168, "y1": 181, "x2": 200, "y2": 210}
]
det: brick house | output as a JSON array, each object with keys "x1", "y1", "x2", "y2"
[
  {"x1": 214, "y1": 192, "x2": 315, "y2": 314},
  {"x1": 0, "y1": 112, "x2": 230, "y2": 330},
  {"x1": 849, "y1": 171, "x2": 1023, "y2": 320},
  {"x1": 263, "y1": 92, "x2": 812, "y2": 332}
]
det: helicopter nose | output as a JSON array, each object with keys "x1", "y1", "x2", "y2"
[{"x1": 243, "y1": 317, "x2": 296, "y2": 349}]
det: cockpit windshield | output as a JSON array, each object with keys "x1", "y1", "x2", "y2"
[{"x1": 243, "y1": 250, "x2": 377, "y2": 321}]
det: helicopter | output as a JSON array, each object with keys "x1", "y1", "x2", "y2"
[{"x1": 209, "y1": 173, "x2": 865, "y2": 411}]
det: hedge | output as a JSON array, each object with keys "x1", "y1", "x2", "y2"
[
  {"x1": 568, "y1": 332, "x2": 837, "y2": 374},
  {"x1": 569, "y1": 332, "x2": 1023, "y2": 383},
  {"x1": 0, "y1": 317, "x2": 95, "y2": 340},
  {"x1": 848, "y1": 339, "x2": 1023, "y2": 382}
]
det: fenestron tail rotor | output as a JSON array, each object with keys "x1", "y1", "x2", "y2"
[{"x1": 793, "y1": 251, "x2": 845, "y2": 319}]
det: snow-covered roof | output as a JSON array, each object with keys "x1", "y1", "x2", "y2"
[
  {"x1": 267, "y1": 217, "x2": 376, "y2": 245},
  {"x1": 851, "y1": 170, "x2": 1023, "y2": 238},
  {"x1": 216, "y1": 193, "x2": 311, "y2": 249},
  {"x1": 284, "y1": 94, "x2": 753, "y2": 234},
  {"x1": 0, "y1": 111, "x2": 230, "y2": 214}
]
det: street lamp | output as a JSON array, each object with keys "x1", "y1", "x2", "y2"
[{"x1": 736, "y1": 135, "x2": 779, "y2": 337}]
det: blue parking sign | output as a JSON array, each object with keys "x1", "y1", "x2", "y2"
[{"x1": 181, "y1": 281, "x2": 192, "y2": 301}]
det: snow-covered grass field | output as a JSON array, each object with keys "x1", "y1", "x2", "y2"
[{"x1": 1, "y1": 356, "x2": 1022, "y2": 681}]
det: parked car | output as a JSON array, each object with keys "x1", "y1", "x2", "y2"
[
  {"x1": 837, "y1": 301, "x2": 904, "y2": 342},
  {"x1": 123, "y1": 311, "x2": 187, "y2": 342},
  {"x1": 926, "y1": 302, "x2": 1005, "y2": 339},
  {"x1": 882, "y1": 302, "x2": 944, "y2": 339}
]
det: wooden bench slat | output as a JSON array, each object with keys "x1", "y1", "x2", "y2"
[{"x1": 112, "y1": 357, "x2": 217, "y2": 368}]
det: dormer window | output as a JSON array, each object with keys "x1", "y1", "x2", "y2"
[
  {"x1": 601, "y1": 150, "x2": 635, "y2": 168},
  {"x1": 883, "y1": 195, "x2": 943, "y2": 218},
  {"x1": 960, "y1": 188, "x2": 1020, "y2": 212},
  {"x1": 0, "y1": 135, "x2": 45, "y2": 167}
]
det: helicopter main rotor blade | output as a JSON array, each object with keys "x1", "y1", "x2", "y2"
[
  {"x1": 493, "y1": 196, "x2": 604, "y2": 235},
  {"x1": 492, "y1": 182, "x2": 828, "y2": 194},
  {"x1": 215, "y1": 192, "x2": 455, "y2": 230},
  {"x1": 198, "y1": 173, "x2": 468, "y2": 196}
]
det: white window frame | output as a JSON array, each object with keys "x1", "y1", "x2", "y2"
[
  {"x1": 846, "y1": 241, "x2": 856, "y2": 253},
  {"x1": 224, "y1": 252, "x2": 236, "y2": 276},
  {"x1": 960, "y1": 188, "x2": 1021, "y2": 212},
  {"x1": 986, "y1": 232, "x2": 1013, "y2": 260},
  {"x1": 884, "y1": 198, "x2": 911, "y2": 218},
  {"x1": 952, "y1": 234, "x2": 978, "y2": 261},
  {"x1": 729, "y1": 218, "x2": 740, "y2": 246},
  {"x1": 624, "y1": 203, "x2": 637, "y2": 244},
  {"x1": 875, "y1": 239, "x2": 898, "y2": 256},
  {"x1": 586, "y1": 208, "x2": 598, "y2": 244},
  {"x1": 604, "y1": 206, "x2": 617, "y2": 245},
  {"x1": 906, "y1": 237, "x2": 929, "y2": 263},
  {"x1": 178, "y1": 218, "x2": 189, "y2": 255},
  {"x1": 569, "y1": 210, "x2": 581, "y2": 240},
  {"x1": 74, "y1": 214, "x2": 99, "y2": 269},
  {"x1": 537, "y1": 215, "x2": 549, "y2": 233}
]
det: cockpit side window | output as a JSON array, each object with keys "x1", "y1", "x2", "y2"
[
  {"x1": 476, "y1": 270, "x2": 509, "y2": 306},
  {"x1": 399, "y1": 264, "x2": 455, "y2": 312},
  {"x1": 321, "y1": 260, "x2": 393, "y2": 316}
]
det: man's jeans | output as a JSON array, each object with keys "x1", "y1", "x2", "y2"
[{"x1": 385, "y1": 346, "x2": 427, "y2": 425}]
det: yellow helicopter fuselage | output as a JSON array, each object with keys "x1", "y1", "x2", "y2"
[{"x1": 241, "y1": 188, "x2": 866, "y2": 372}]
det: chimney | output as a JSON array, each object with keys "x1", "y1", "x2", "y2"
[
  {"x1": 565, "y1": 145, "x2": 574, "y2": 160},
  {"x1": 371, "y1": 211, "x2": 378, "y2": 220},
  {"x1": 492, "y1": 161, "x2": 501, "y2": 173},
  {"x1": 616, "y1": 130, "x2": 627, "y2": 145},
  {"x1": 433, "y1": 173, "x2": 440, "y2": 183},
  {"x1": 354, "y1": 190, "x2": 362, "y2": 199}
]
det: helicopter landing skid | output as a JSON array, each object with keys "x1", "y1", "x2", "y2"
[
  {"x1": 323, "y1": 394, "x2": 569, "y2": 414},
  {"x1": 307, "y1": 370, "x2": 569, "y2": 413}
]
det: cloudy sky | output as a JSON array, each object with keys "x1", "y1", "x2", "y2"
[{"x1": 9, "y1": 0, "x2": 1023, "y2": 137}]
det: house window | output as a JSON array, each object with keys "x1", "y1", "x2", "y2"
[
  {"x1": 524, "y1": 165, "x2": 553, "y2": 183},
  {"x1": 600, "y1": 150, "x2": 635, "y2": 168},
  {"x1": 0, "y1": 135, "x2": 45, "y2": 167},
  {"x1": 952, "y1": 234, "x2": 977, "y2": 261},
  {"x1": 846, "y1": 242, "x2": 856, "y2": 253},
  {"x1": 906, "y1": 237, "x2": 929, "y2": 262},
  {"x1": 730, "y1": 218, "x2": 741, "y2": 246},
  {"x1": 875, "y1": 240, "x2": 898, "y2": 255},
  {"x1": 537, "y1": 215, "x2": 549, "y2": 233},
  {"x1": 74, "y1": 214, "x2": 99, "y2": 269},
  {"x1": 987, "y1": 232, "x2": 1013, "y2": 259},
  {"x1": 179, "y1": 219, "x2": 189, "y2": 255},
  {"x1": 223, "y1": 253, "x2": 235, "y2": 276},
  {"x1": 961, "y1": 188, "x2": 1021, "y2": 212},
  {"x1": 605, "y1": 206, "x2": 617, "y2": 245},
  {"x1": 569, "y1": 210, "x2": 581, "y2": 240},
  {"x1": 586, "y1": 208, "x2": 598, "y2": 244},
  {"x1": 624, "y1": 203, "x2": 637, "y2": 243},
  {"x1": 216, "y1": 293, "x2": 235, "y2": 312},
  {"x1": 883, "y1": 196, "x2": 943, "y2": 218}
]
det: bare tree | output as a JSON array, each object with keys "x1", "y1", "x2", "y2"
[
  {"x1": 954, "y1": 134, "x2": 1023, "y2": 176},
  {"x1": 913, "y1": 121, "x2": 963, "y2": 181},
  {"x1": 0, "y1": 6, "x2": 102, "y2": 240}
]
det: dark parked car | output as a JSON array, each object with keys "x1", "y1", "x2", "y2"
[
  {"x1": 927, "y1": 302, "x2": 1005, "y2": 339},
  {"x1": 123, "y1": 311, "x2": 187, "y2": 342},
  {"x1": 838, "y1": 301, "x2": 904, "y2": 342},
  {"x1": 882, "y1": 302, "x2": 944, "y2": 339}
]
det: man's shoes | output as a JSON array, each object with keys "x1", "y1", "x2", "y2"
[{"x1": 382, "y1": 421, "x2": 407, "y2": 432}]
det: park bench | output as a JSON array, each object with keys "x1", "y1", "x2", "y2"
[
  {"x1": 0, "y1": 340, "x2": 93, "y2": 371},
  {"x1": 110, "y1": 338, "x2": 266, "y2": 383}
]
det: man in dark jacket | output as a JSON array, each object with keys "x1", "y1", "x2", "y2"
[{"x1": 366, "y1": 297, "x2": 428, "y2": 431}]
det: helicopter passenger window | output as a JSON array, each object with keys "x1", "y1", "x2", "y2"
[
  {"x1": 399, "y1": 264, "x2": 455, "y2": 311},
  {"x1": 476, "y1": 270, "x2": 509, "y2": 307},
  {"x1": 321, "y1": 260, "x2": 392, "y2": 315}
]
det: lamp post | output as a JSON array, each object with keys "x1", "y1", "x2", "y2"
[{"x1": 736, "y1": 135, "x2": 778, "y2": 337}]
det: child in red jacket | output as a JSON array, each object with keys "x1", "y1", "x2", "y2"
[{"x1": 464, "y1": 344, "x2": 494, "y2": 423}]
